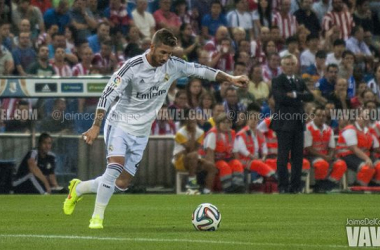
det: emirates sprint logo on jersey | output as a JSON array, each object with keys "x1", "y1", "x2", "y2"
[
  {"x1": 136, "y1": 86, "x2": 166, "y2": 99},
  {"x1": 346, "y1": 218, "x2": 380, "y2": 247}
]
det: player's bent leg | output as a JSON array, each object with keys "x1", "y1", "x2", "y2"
[
  {"x1": 115, "y1": 170, "x2": 133, "y2": 192},
  {"x1": 90, "y1": 156, "x2": 124, "y2": 229},
  {"x1": 63, "y1": 178, "x2": 83, "y2": 215}
]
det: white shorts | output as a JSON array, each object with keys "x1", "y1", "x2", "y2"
[{"x1": 104, "y1": 123, "x2": 149, "y2": 176}]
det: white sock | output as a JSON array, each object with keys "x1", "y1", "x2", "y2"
[
  {"x1": 203, "y1": 188, "x2": 211, "y2": 194},
  {"x1": 76, "y1": 177, "x2": 102, "y2": 196},
  {"x1": 92, "y1": 164, "x2": 122, "y2": 219}
]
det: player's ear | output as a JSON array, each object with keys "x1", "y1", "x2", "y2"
[{"x1": 150, "y1": 44, "x2": 155, "y2": 51}]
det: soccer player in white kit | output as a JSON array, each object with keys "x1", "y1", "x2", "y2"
[{"x1": 63, "y1": 29, "x2": 249, "y2": 229}]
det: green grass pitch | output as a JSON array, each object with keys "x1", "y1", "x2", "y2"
[{"x1": 0, "y1": 194, "x2": 377, "y2": 250}]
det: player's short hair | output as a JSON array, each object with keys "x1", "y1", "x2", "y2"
[
  {"x1": 152, "y1": 28, "x2": 177, "y2": 47},
  {"x1": 38, "y1": 133, "x2": 51, "y2": 147}
]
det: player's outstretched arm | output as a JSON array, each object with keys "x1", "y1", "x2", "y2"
[
  {"x1": 215, "y1": 71, "x2": 249, "y2": 88},
  {"x1": 82, "y1": 109, "x2": 105, "y2": 145},
  {"x1": 177, "y1": 58, "x2": 248, "y2": 88}
]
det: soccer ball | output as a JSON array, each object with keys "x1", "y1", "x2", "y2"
[{"x1": 192, "y1": 203, "x2": 221, "y2": 231}]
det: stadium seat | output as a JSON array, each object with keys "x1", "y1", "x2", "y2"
[{"x1": 175, "y1": 171, "x2": 189, "y2": 194}]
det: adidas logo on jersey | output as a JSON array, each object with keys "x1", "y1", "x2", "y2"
[{"x1": 140, "y1": 79, "x2": 145, "y2": 84}]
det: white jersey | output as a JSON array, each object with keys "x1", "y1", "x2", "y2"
[{"x1": 98, "y1": 52, "x2": 220, "y2": 136}]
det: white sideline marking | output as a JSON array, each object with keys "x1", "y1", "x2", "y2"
[{"x1": 0, "y1": 234, "x2": 348, "y2": 248}]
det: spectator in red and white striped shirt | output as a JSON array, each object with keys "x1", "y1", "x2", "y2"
[
  {"x1": 322, "y1": 0, "x2": 354, "y2": 40},
  {"x1": 272, "y1": 0, "x2": 298, "y2": 39},
  {"x1": 72, "y1": 47, "x2": 93, "y2": 76},
  {"x1": 51, "y1": 48, "x2": 72, "y2": 77},
  {"x1": 262, "y1": 53, "x2": 282, "y2": 82},
  {"x1": 91, "y1": 40, "x2": 118, "y2": 75}
]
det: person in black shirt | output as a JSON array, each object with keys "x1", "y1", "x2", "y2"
[{"x1": 13, "y1": 133, "x2": 61, "y2": 194}]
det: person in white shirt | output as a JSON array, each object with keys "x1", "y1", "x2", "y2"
[
  {"x1": 325, "y1": 39, "x2": 345, "y2": 65},
  {"x1": 227, "y1": 0, "x2": 254, "y2": 40},
  {"x1": 132, "y1": 0, "x2": 156, "y2": 38},
  {"x1": 304, "y1": 106, "x2": 347, "y2": 192},
  {"x1": 336, "y1": 108, "x2": 380, "y2": 186},
  {"x1": 63, "y1": 28, "x2": 249, "y2": 229},
  {"x1": 172, "y1": 111, "x2": 216, "y2": 194},
  {"x1": 234, "y1": 102, "x2": 276, "y2": 179},
  {"x1": 300, "y1": 34, "x2": 319, "y2": 72}
]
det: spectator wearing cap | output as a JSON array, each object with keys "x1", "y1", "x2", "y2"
[
  {"x1": 302, "y1": 50, "x2": 326, "y2": 84},
  {"x1": 345, "y1": 26, "x2": 373, "y2": 64},
  {"x1": 326, "y1": 39, "x2": 345, "y2": 65},
  {"x1": 294, "y1": 0, "x2": 321, "y2": 37},
  {"x1": 132, "y1": 0, "x2": 156, "y2": 38},
  {"x1": 279, "y1": 36, "x2": 299, "y2": 59},
  {"x1": 44, "y1": 0, "x2": 71, "y2": 34},
  {"x1": 300, "y1": 34, "x2": 320, "y2": 72}
]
